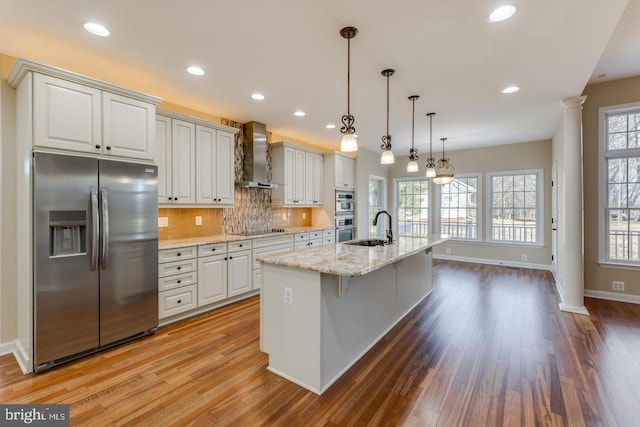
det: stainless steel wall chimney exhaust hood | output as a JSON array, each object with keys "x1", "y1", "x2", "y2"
[{"x1": 236, "y1": 121, "x2": 278, "y2": 189}]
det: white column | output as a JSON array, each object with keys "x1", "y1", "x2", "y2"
[{"x1": 559, "y1": 96, "x2": 589, "y2": 315}]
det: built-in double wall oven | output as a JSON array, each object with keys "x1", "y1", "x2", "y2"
[{"x1": 335, "y1": 190, "x2": 355, "y2": 242}]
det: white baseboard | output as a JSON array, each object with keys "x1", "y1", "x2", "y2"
[
  {"x1": 0, "y1": 340, "x2": 31, "y2": 374},
  {"x1": 585, "y1": 289, "x2": 640, "y2": 304},
  {"x1": 433, "y1": 254, "x2": 552, "y2": 271}
]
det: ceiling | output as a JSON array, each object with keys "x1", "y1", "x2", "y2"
[{"x1": 1, "y1": 0, "x2": 638, "y2": 156}]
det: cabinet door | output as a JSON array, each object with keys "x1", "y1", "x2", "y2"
[
  {"x1": 195, "y1": 125, "x2": 217, "y2": 205},
  {"x1": 335, "y1": 155, "x2": 355, "y2": 189},
  {"x1": 283, "y1": 147, "x2": 296, "y2": 204},
  {"x1": 304, "y1": 152, "x2": 315, "y2": 205},
  {"x1": 294, "y1": 149, "x2": 306, "y2": 204},
  {"x1": 228, "y1": 250, "x2": 252, "y2": 297},
  {"x1": 198, "y1": 254, "x2": 227, "y2": 306},
  {"x1": 312, "y1": 153, "x2": 323, "y2": 205},
  {"x1": 33, "y1": 73, "x2": 102, "y2": 153},
  {"x1": 156, "y1": 116, "x2": 172, "y2": 204},
  {"x1": 215, "y1": 130, "x2": 235, "y2": 205},
  {"x1": 344, "y1": 157, "x2": 355, "y2": 189},
  {"x1": 171, "y1": 119, "x2": 196, "y2": 204},
  {"x1": 102, "y1": 92, "x2": 155, "y2": 160}
]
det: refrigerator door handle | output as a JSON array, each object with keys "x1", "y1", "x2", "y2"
[
  {"x1": 91, "y1": 188, "x2": 99, "y2": 271},
  {"x1": 101, "y1": 188, "x2": 109, "y2": 270}
]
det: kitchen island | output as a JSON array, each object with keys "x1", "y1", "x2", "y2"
[{"x1": 258, "y1": 235, "x2": 449, "y2": 395}]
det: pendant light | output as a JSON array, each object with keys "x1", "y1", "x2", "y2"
[
  {"x1": 339, "y1": 27, "x2": 358, "y2": 152},
  {"x1": 380, "y1": 69, "x2": 395, "y2": 164},
  {"x1": 406, "y1": 95, "x2": 420, "y2": 172},
  {"x1": 425, "y1": 113, "x2": 437, "y2": 178},
  {"x1": 433, "y1": 137, "x2": 455, "y2": 185}
]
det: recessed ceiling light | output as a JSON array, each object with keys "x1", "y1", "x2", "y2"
[
  {"x1": 326, "y1": 124, "x2": 336, "y2": 129},
  {"x1": 294, "y1": 111, "x2": 306, "y2": 117},
  {"x1": 251, "y1": 93, "x2": 265, "y2": 100},
  {"x1": 84, "y1": 22, "x2": 110, "y2": 37},
  {"x1": 502, "y1": 85, "x2": 520, "y2": 94},
  {"x1": 186, "y1": 66, "x2": 205, "y2": 76},
  {"x1": 488, "y1": 4, "x2": 517, "y2": 23}
]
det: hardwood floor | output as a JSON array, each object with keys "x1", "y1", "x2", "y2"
[{"x1": 1, "y1": 260, "x2": 639, "y2": 426}]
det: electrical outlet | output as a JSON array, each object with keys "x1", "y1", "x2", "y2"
[
  {"x1": 302, "y1": 212, "x2": 307, "y2": 220},
  {"x1": 283, "y1": 287, "x2": 293, "y2": 304},
  {"x1": 612, "y1": 281, "x2": 625, "y2": 291},
  {"x1": 195, "y1": 216, "x2": 202, "y2": 226},
  {"x1": 521, "y1": 254, "x2": 528, "y2": 261},
  {"x1": 446, "y1": 247, "x2": 451, "y2": 255},
  {"x1": 158, "y1": 217, "x2": 168, "y2": 228}
]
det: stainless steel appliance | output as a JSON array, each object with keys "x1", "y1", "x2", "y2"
[
  {"x1": 335, "y1": 190, "x2": 355, "y2": 214},
  {"x1": 33, "y1": 152, "x2": 158, "y2": 372},
  {"x1": 335, "y1": 215, "x2": 355, "y2": 242}
]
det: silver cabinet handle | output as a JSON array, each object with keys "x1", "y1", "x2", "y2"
[
  {"x1": 101, "y1": 189, "x2": 109, "y2": 270},
  {"x1": 91, "y1": 188, "x2": 99, "y2": 271}
]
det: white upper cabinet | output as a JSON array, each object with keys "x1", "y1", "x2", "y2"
[
  {"x1": 156, "y1": 109, "x2": 238, "y2": 207},
  {"x1": 13, "y1": 61, "x2": 161, "y2": 162},
  {"x1": 335, "y1": 154, "x2": 355, "y2": 189},
  {"x1": 271, "y1": 142, "x2": 324, "y2": 207},
  {"x1": 102, "y1": 92, "x2": 155, "y2": 161},
  {"x1": 33, "y1": 73, "x2": 102, "y2": 153},
  {"x1": 196, "y1": 125, "x2": 234, "y2": 206}
]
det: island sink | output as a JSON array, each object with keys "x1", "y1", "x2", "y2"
[{"x1": 345, "y1": 238, "x2": 388, "y2": 247}]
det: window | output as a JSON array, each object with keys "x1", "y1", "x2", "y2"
[
  {"x1": 368, "y1": 176, "x2": 386, "y2": 237},
  {"x1": 438, "y1": 175, "x2": 480, "y2": 240},
  {"x1": 488, "y1": 170, "x2": 543, "y2": 244},
  {"x1": 603, "y1": 107, "x2": 640, "y2": 263},
  {"x1": 396, "y1": 178, "x2": 430, "y2": 237}
]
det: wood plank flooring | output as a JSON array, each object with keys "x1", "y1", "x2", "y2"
[{"x1": 1, "y1": 260, "x2": 639, "y2": 426}]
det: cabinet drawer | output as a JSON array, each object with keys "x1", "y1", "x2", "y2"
[
  {"x1": 198, "y1": 243, "x2": 226, "y2": 257},
  {"x1": 158, "y1": 258, "x2": 198, "y2": 278},
  {"x1": 228, "y1": 240, "x2": 251, "y2": 252},
  {"x1": 159, "y1": 271, "x2": 197, "y2": 292},
  {"x1": 253, "y1": 243, "x2": 294, "y2": 270},
  {"x1": 252, "y1": 234, "x2": 294, "y2": 248},
  {"x1": 323, "y1": 237, "x2": 336, "y2": 245},
  {"x1": 294, "y1": 232, "x2": 309, "y2": 242},
  {"x1": 323, "y1": 229, "x2": 335, "y2": 238},
  {"x1": 309, "y1": 239, "x2": 322, "y2": 248},
  {"x1": 295, "y1": 241, "x2": 311, "y2": 250},
  {"x1": 159, "y1": 285, "x2": 197, "y2": 319},
  {"x1": 309, "y1": 230, "x2": 323, "y2": 240},
  {"x1": 159, "y1": 246, "x2": 197, "y2": 263}
]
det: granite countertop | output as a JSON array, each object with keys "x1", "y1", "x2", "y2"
[
  {"x1": 257, "y1": 235, "x2": 450, "y2": 277},
  {"x1": 158, "y1": 226, "x2": 334, "y2": 250}
]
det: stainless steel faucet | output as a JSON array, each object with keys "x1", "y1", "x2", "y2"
[{"x1": 372, "y1": 210, "x2": 393, "y2": 243}]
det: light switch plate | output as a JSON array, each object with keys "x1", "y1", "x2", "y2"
[{"x1": 158, "y1": 217, "x2": 168, "y2": 228}]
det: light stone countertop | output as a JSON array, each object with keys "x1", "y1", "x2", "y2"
[
  {"x1": 257, "y1": 235, "x2": 450, "y2": 277},
  {"x1": 158, "y1": 226, "x2": 334, "y2": 250}
]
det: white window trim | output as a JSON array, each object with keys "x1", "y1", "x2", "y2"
[
  {"x1": 486, "y1": 168, "x2": 545, "y2": 247},
  {"x1": 369, "y1": 175, "x2": 387, "y2": 238},
  {"x1": 393, "y1": 176, "x2": 433, "y2": 237},
  {"x1": 435, "y1": 173, "x2": 482, "y2": 241},
  {"x1": 598, "y1": 101, "x2": 640, "y2": 265}
]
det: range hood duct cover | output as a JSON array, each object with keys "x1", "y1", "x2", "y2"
[{"x1": 236, "y1": 121, "x2": 277, "y2": 189}]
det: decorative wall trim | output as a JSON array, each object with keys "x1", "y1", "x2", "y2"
[
  {"x1": 433, "y1": 253, "x2": 552, "y2": 271},
  {"x1": 156, "y1": 108, "x2": 239, "y2": 134},
  {"x1": 585, "y1": 289, "x2": 640, "y2": 304},
  {"x1": 0, "y1": 341, "x2": 14, "y2": 357},
  {"x1": 0, "y1": 340, "x2": 31, "y2": 374}
]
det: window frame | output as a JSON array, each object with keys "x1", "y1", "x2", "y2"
[
  {"x1": 486, "y1": 169, "x2": 544, "y2": 247},
  {"x1": 394, "y1": 177, "x2": 432, "y2": 238},
  {"x1": 598, "y1": 102, "x2": 640, "y2": 267},
  {"x1": 435, "y1": 173, "x2": 481, "y2": 241},
  {"x1": 368, "y1": 175, "x2": 387, "y2": 237}
]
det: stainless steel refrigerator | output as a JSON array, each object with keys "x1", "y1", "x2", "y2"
[{"x1": 33, "y1": 152, "x2": 158, "y2": 372}]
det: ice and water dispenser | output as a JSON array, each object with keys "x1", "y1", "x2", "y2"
[{"x1": 49, "y1": 210, "x2": 87, "y2": 257}]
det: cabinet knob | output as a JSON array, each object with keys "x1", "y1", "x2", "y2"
[
  {"x1": 174, "y1": 197, "x2": 178, "y2": 201},
  {"x1": 177, "y1": 253, "x2": 181, "y2": 256},
  {"x1": 177, "y1": 299, "x2": 182, "y2": 304},
  {"x1": 106, "y1": 146, "x2": 111, "y2": 151},
  {"x1": 95, "y1": 145, "x2": 101, "y2": 149},
  {"x1": 211, "y1": 248, "x2": 216, "y2": 252},
  {"x1": 177, "y1": 266, "x2": 181, "y2": 270},
  {"x1": 229, "y1": 256, "x2": 233, "y2": 259},
  {"x1": 239, "y1": 244, "x2": 243, "y2": 247},
  {"x1": 177, "y1": 280, "x2": 181, "y2": 284},
  {"x1": 168, "y1": 197, "x2": 172, "y2": 201},
  {"x1": 224, "y1": 257, "x2": 228, "y2": 260}
]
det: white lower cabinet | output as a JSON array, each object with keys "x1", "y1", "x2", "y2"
[
  {"x1": 159, "y1": 285, "x2": 197, "y2": 318},
  {"x1": 158, "y1": 246, "x2": 198, "y2": 319},
  {"x1": 198, "y1": 253, "x2": 227, "y2": 305},
  {"x1": 252, "y1": 235, "x2": 294, "y2": 289},
  {"x1": 227, "y1": 249, "x2": 252, "y2": 297}
]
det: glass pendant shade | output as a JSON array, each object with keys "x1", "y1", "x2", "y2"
[
  {"x1": 433, "y1": 137, "x2": 454, "y2": 185},
  {"x1": 407, "y1": 159, "x2": 419, "y2": 172},
  {"x1": 425, "y1": 163, "x2": 437, "y2": 178},
  {"x1": 341, "y1": 132, "x2": 358, "y2": 152},
  {"x1": 381, "y1": 149, "x2": 395, "y2": 164}
]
